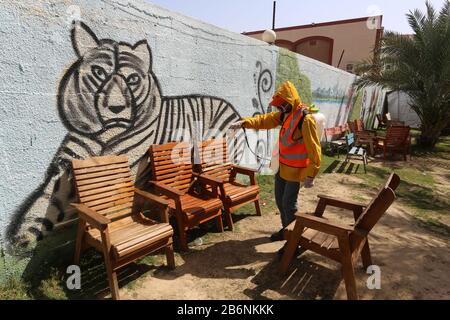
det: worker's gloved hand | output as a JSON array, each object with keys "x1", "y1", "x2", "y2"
[
  {"x1": 229, "y1": 120, "x2": 245, "y2": 129},
  {"x1": 304, "y1": 176, "x2": 315, "y2": 188}
]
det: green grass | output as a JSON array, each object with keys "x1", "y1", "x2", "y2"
[
  {"x1": 411, "y1": 131, "x2": 450, "y2": 159},
  {"x1": 233, "y1": 174, "x2": 277, "y2": 216}
]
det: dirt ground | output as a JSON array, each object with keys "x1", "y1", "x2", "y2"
[{"x1": 115, "y1": 163, "x2": 450, "y2": 300}]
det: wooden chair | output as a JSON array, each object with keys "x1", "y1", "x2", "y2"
[
  {"x1": 196, "y1": 138, "x2": 260, "y2": 231},
  {"x1": 280, "y1": 173, "x2": 400, "y2": 300},
  {"x1": 71, "y1": 155, "x2": 175, "y2": 300},
  {"x1": 344, "y1": 133, "x2": 368, "y2": 173},
  {"x1": 374, "y1": 125, "x2": 411, "y2": 160},
  {"x1": 354, "y1": 119, "x2": 377, "y2": 143},
  {"x1": 148, "y1": 141, "x2": 224, "y2": 251}
]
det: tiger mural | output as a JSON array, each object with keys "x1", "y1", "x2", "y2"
[{"x1": 6, "y1": 21, "x2": 245, "y2": 248}]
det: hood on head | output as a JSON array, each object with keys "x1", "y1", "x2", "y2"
[{"x1": 270, "y1": 81, "x2": 304, "y2": 113}]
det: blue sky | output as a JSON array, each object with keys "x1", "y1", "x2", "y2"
[{"x1": 146, "y1": 0, "x2": 447, "y2": 34}]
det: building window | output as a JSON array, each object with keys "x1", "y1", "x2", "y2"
[{"x1": 295, "y1": 36, "x2": 333, "y2": 65}]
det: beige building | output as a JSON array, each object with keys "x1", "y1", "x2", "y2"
[{"x1": 243, "y1": 16, "x2": 383, "y2": 73}]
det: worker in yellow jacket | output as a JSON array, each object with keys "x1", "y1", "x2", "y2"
[{"x1": 230, "y1": 81, "x2": 321, "y2": 252}]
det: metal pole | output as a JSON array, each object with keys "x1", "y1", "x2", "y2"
[
  {"x1": 337, "y1": 49, "x2": 345, "y2": 68},
  {"x1": 272, "y1": 1, "x2": 276, "y2": 30}
]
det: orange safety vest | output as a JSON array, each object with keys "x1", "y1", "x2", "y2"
[{"x1": 279, "y1": 108, "x2": 310, "y2": 168}]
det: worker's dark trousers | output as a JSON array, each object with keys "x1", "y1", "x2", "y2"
[{"x1": 274, "y1": 171, "x2": 301, "y2": 228}]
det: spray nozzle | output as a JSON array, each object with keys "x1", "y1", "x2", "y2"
[{"x1": 308, "y1": 103, "x2": 320, "y2": 113}]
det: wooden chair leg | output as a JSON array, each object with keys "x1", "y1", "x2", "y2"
[
  {"x1": 224, "y1": 207, "x2": 234, "y2": 231},
  {"x1": 165, "y1": 242, "x2": 176, "y2": 269},
  {"x1": 216, "y1": 212, "x2": 224, "y2": 233},
  {"x1": 175, "y1": 215, "x2": 189, "y2": 251},
  {"x1": 279, "y1": 218, "x2": 304, "y2": 274},
  {"x1": 106, "y1": 266, "x2": 119, "y2": 300},
  {"x1": 254, "y1": 199, "x2": 262, "y2": 216},
  {"x1": 361, "y1": 240, "x2": 372, "y2": 269},
  {"x1": 339, "y1": 237, "x2": 358, "y2": 300},
  {"x1": 74, "y1": 219, "x2": 86, "y2": 265},
  {"x1": 102, "y1": 249, "x2": 119, "y2": 299},
  {"x1": 179, "y1": 227, "x2": 189, "y2": 251},
  {"x1": 341, "y1": 258, "x2": 358, "y2": 300}
]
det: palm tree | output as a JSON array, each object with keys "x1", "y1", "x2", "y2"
[{"x1": 356, "y1": 1, "x2": 450, "y2": 148}]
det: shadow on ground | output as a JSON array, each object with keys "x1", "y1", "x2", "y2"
[
  {"x1": 16, "y1": 210, "x2": 259, "y2": 299},
  {"x1": 323, "y1": 159, "x2": 362, "y2": 174},
  {"x1": 244, "y1": 257, "x2": 342, "y2": 300}
]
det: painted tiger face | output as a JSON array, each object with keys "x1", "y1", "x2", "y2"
[{"x1": 58, "y1": 22, "x2": 159, "y2": 138}]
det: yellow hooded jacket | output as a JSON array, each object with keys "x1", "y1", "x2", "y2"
[{"x1": 242, "y1": 81, "x2": 321, "y2": 183}]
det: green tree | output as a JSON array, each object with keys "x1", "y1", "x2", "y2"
[{"x1": 355, "y1": 1, "x2": 450, "y2": 148}]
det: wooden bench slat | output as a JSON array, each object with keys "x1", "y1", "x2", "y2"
[
  {"x1": 77, "y1": 176, "x2": 133, "y2": 192},
  {"x1": 150, "y1": 141, "x2": 189, "y2": 151},
  {"x1": 72, "y1": 155, "x2": 128, "y2": 169},
  {"x1": 83, "y1": 190, "x2": 135, "y2": 206},
  {"x1": 78, "y1": 182, "x2": 135, "y2": 198},
  {"x1": 76, "y1": 172, "x2": 132, "y2": 187},
  {"x1": 76, "y1": 167, "x2": 131, "y2": 181},
  {"x1": 157, "y1": 171, "x2": 193, "y2": 182},
  {"x1": 74, "y1": 162, "x2": 129, "y2": 174},
  {"x1": 91, "y1": 196, "x2": 134, "y2": 212},
  {"x1": 154, "y1": 166, "x2": 193, "y2": 176},
  {"x1": 97, "y1": 202, "x2": 133, "y2": 215}
]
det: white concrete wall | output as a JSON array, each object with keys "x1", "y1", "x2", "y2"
[
  {"x1": 0, "y1": 0, "x2": 363, "y2": 253},
  {"x1": 387, "y1": 92, "x2": 421, "y2": 128}
]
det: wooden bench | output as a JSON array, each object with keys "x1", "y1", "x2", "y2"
[
  {"x1": 280, "y1": 173, "x2": 400, "y2": 300},
  {"x1": 196, "y1": 138, "x2": 261, "y2": 230},
  {"x1": 71, "y1": 155, "x2": 175, "y2": 300},
  {"x1": 148, "y1": 141, "x2": 224, "y2": 251},
  {"x1": 344, "y1": 133, "x2": 368, "y2": 173}
]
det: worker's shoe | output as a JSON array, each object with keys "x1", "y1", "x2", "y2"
[{"x1": 269, "y1": 229, "x2": 285, "y2": 242}]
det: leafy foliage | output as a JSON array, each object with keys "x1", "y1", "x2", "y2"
[{"x1": 356, "y1": 1, "x2": 450, "y2": 148}]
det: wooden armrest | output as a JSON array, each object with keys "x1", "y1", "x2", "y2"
[
  {"x1": 134, "y1": 188, "x2": 169, "y2": 223},
  {"x1": 149, "y1": 181, "x2": 184, "y2": 199},
  {"x1": 232, "y1": 165, "x2": 258, "y2": 174},
  {"x1": 317, "y1": 194, "x2": 366, "y2": 211},
  {"x1": 192, "y1": 172, "x2": 224, "y2": 186},
  {"x1": 135, "y1": 188, "x2": 169, "y2": 207},
  {"x1": 191, "y1": 173, "x2": 221, "y2": 197},
  {"x1": 71, "y1": 203, "x2": 110, "y2": 230},
  {"x1": 231, "y1": 165, "x2": 258, "y2": 185},
  {"x1": 296, "y1": 212, "x2": 354, "y2": 237}
]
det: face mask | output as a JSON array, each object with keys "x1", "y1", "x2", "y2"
[{"x1": 277, "y1": 102, "x2": 292, "y2": 114}]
